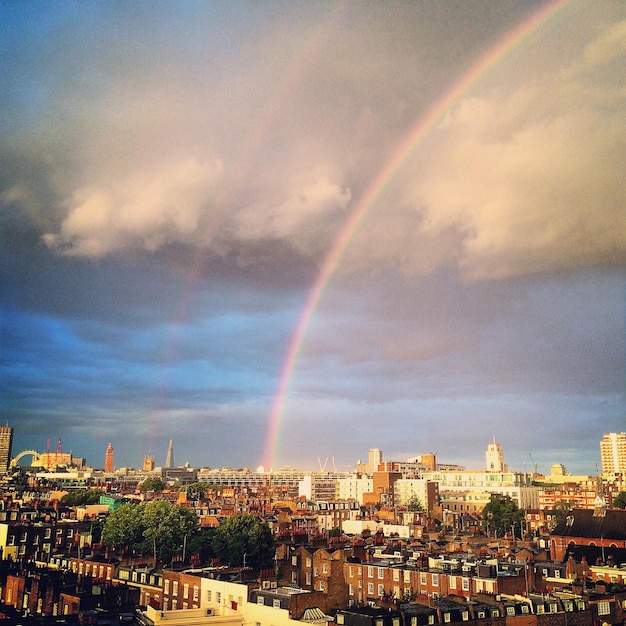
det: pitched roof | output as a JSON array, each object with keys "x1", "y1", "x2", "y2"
[{"x1": 550, "y1": 508, "x2": 626, "y2": 540}]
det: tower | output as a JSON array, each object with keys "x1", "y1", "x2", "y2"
[
  {"x1": 143, "y1": 452, "x2": 155, "y2": 471},
  {"x1": 0, "y1": 426, "x2": 14, "y2": 475},
  {"x1": 600, "y1": 432, "x2": 626, "y2": 475},
  {"x1": 368, "y1": 448, "x2": 383, "y2": 473},
  {"x1": 165, "y1": 439, "x2": 174, "y2": 469},
  {"x1": 104, "y1": 443, "x2": 114, "y2": 472},
  {"x1": 486, "y1": 437, "x2": 504, "y2": 472}
]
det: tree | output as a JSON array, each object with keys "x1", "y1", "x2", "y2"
[
  {"x1": 407, "y1": 495, "x2": 424, "y2": 512},
  {"x1": 613, "y1": 491, "x2": 626, "y2": 509},
  {"x1": 139, "y1": 476, "x2": 165, "y2": 494},
  {"x1": 482, "y1": 495, "x2": 524, "y2": 537},
  {"x1": 61, "y1": 489, "x2": 104, "y2": 506},
  {"x1": 553, "y1": 499, "x2": 576, "y2": 525},
  {"x1": 187, "y1": 527, "x2": 217, "y2": 563},
  {"x1": 212, "y1": 514, "x2": 274, "y2": 569},
  {"x1": 102, "y1": 500, "x2": 198, "y2": 564}
]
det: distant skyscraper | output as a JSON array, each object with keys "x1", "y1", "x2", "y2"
[
  {"x1": 600, "y1": 432, "x2": 626, "y2": 475},
  {"x1": 485, "y1": 437, "x2": 504, "y2": 472},
  {"x1": 0, "y1": 426, "x2": 13, "y2": 475},
  {"x1": 165, "y1": 439, "x2": 174, "y2": 468},
  {"x1": 368, "y1": 448, "x2": 383, "y2": 473},
  {"x1": 104, "y1": 442, "x2": 114, "y2": 472}
]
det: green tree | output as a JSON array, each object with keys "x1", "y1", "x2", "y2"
[
  {"x1": 102, "y1": 500, "x2": 198, "y2": 564},
  {"x1": 187, "y1": 527, "x2": 217, "y2": 562},
  {"x1": 141, "y1": 500, "x2": 198, "y2": 563},
  {"x1": 179, "y1": 482, "x2": 207, "y2": 499},
  {"x1": 102, "y1": 502, "x2": 145, "y2": 551},
  {"x1": 139, "y1": 476, "x2": 165, "y2": 494},
  {"x1": 613, "y1": 491, "x2": 626, "y2": 509},
  {"x1": 61, "y1": 489, "x2": 104, "y2": 506},
  {"x1": 482, "y1": 495, "x2": 524, "y2": 537},
  {"x1": 553, "y1": 499, "x2": 576, "y2": 525},
  {"x1": 328, "y1": 527, "x2": 342, "y2": 538},
  {"x1": 212, "y1": 514, "x2": 274, "y2": 569},
  {"x1": 407, "y1": 495, "x2": 424, "y2": 512}
]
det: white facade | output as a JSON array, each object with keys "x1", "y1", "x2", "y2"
[
  {"x1": 335, "y1": 474, "x2": 373, "y2": 504},
  {"x1": 485, "y1": 439, "x2": 504, "y2": 472}
]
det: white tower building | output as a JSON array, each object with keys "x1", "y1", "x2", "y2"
[{"x1": 485, "y1": 437, "x2": 504, "y2": 472}]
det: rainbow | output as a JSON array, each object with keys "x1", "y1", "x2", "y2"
[{"x1": 261, "y1": 0, "x2": 571, "y2": 469}]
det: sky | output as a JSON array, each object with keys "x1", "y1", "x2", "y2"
[{"x1": 1, "y1": 1, "x2": 625, "y2": 476}]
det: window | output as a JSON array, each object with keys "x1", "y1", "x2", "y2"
[
  {"x1": 292, "y1": 556, "x2": 297, "y2": 565},
  {"x1": 428, "y1": 616, "x2": 435, "y2": 625},
  {"x1": 306, "y1": 557, "x2": 312, "y2": 567},
  {"x1": 337, "y1": 616, "x2": 345, "y2": 625},
  {"x1": 349, "y1": 566, "x2": 354, "y2": 577},
  {"x1": 432, "y1": 573, "x2": 439, "y2": 586},
  {"x1": 420, "y1": 573, "x2": 427, "y2": 585},
  {"x1": 506, "y1": 607, "x2": 516, "y2": 616},
  {"x1": 393, "y1": 586, "x2": 400, "y2": 598},
  {"x1": 462, "y1": 611, "x2": 469, "y2": 621},
  {"x1": 319, "y1": 581, "x2": 325, "y2": 592},
  {"x1": 449, "y1": 577, "x2": 456, "y2": 590},
  {"x1": 378, "y1": 567, "x2": 384, "y2": 579},
  {"x1": 492, "y1": 610, "x2": 500, "y2": 618},
  {"x1": 273, "y1": 599, "x2": 281, "y2": 608},
  {"x1": 598, "y1": 601, "x2": 611, "y2": 616},
  {"x1": 172, "y1": 581, "x2": 178, "y2": 595},
  {"x1": 368, "y1": 566, "x2": 374, "y2": 578},
  {"x1": 378, "y1": 584, "x2": 385, "y2": 596},
  {"x1": 349, "y1": 584, "x2": 354, "y2": 596},
  {"x1": 404, "y1": 570, "x2": 410, "y2": 583},
  {"x1": 521, "y1": 606, "x2": 529, "y2": 614},
  {"x1": 314, "y1": 567, "x2": 319, "y2": 576},
  {"x1": 393, "y1": 569, "x2": 400, "y2": 582},
  {"x1": 368, "y1": 583, "x2": 374, "y2": 595},
  {"x1": 477, "y1": 611, "x2": 486, "y2": 619},
  {"x1": 292, "y1": 572, "x2": 298, "y2": 583},
  {"x1": 411, "y1": 618, "x2": 417, "y2": 626},
  {"x1": 183, "y1": 583, "x2": 189, "y2": 599},
  {"x1": 536, "y1": 605, "x2": 544, "y2": 614},
  {"x1": 306, "y1": 573, "x2": 311, "y2": 585},
  {"x1": 392, "y1": 618, "x2": 400, "y2": 626},
  {"x1": 206, "y1": 591, "x2": 212, "y2": 603},
  {"x1": 444, "y1": 613, "x2": 451, "y2": 623},
  {"x1": 164, "y1": 580, "x2": 170, "y2": 595},
  {"x1": 216, "y1": 592, "x2": 221, "y2": 605},
  {"x1": 462, "y1": 578, "x2": 469, "y2": 592},
  {"x1": 257, "y1": 597, "x2": 264, "y2": 605}
]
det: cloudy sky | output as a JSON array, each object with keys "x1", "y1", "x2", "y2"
[{"x1": 1, "y1": 1, "x2": 625, "y2": 475}]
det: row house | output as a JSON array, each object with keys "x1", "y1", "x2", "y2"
[
  {"x1": 0, "y1": 519, "x2": 81, "y2": 562},
  {"x1": 117, "y1": 563, "x2": 163, "y2": 609},
  {"x1": 344, "y1": 559, "x2": 529, "y2": 606},
  {"x1": 162, "y1": 568, "x2": 203, "y2": 611},
  {"x1": 66, "y1": 554, "x2": 119, "y2": 581},
  {"x1": 280, "y1": 545, "x2": 347, "y2": 610}
]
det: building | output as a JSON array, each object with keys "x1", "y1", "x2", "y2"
[
  {"x1": 166, "y1": 439, "x2": 174, "y2": 469},
  {"x1": 600, "y1": 432, "x2": 626, "y2": 475},
  {"x1": 144, "y1": 453, "x2": 156, "y2": 471},
  {"x1": 0, "y1": 425, "x2": 13, "y2": 475},
  {"x1": 486, "y1": 438, "x2": 505, "y2": 472},
  {"x1": 104, "y1": 442, "x2": 114, "y2": 472}
]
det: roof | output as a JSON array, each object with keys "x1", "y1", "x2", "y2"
[{"x1": 550, "y1": 508, "x2": 626, "y2": 540}]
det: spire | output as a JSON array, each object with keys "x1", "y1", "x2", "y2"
[{"x1": 165, "y1": 439, "x2": 174, "y2": 468}]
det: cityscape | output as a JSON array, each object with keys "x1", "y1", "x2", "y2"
[
  {"x1": 2, "y1": 0, "x2": 626, "y2": 624},
  {"x1": 0, "y1": 424, "x2": 625, "y2": 624}
]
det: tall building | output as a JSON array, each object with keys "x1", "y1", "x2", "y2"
[
  {"x1": 104, "y1": 443, "x2": 114, "y2": 472},
  {"x1": 600, "y1": 432, "x2": 626, "y2": 475},
  {"x1": 485, "y1": 437, "x2": 504, "y2": 472},
  {"x1": 165, "y1": 439, "x2": 174, "y2": 469},
  {"x1": 0, "y1": 426, "x2": 13, "y2": 475},
  {"x1": 368, "y1": 448, "x2": 382, "y2": 472}
]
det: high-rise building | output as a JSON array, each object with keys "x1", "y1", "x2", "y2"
[
  {"x1": 600, "y1": 432, "x2": 626, "y2": 475},
  {"x1": 104, "y1": 443, "x2": 114, "y2": 472},
  {"x1": 0, "y1": 426, "x2": 13, "y2": 475},
  {"x1": 368, "y1": 448, "x2": 382, "y2": 472},
  {"x1": 165, "y1": 439, "x2": 174, "y2": 469},
  {"x1": 485, "y1": 437, "x2": 504, "y2": 472}
]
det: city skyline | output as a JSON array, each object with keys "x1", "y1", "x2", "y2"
[{"x1": 1, "y1": 2, "x2": 625, "y2": 475}]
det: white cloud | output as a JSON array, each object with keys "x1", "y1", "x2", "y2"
[{"x1": 44, "y1": 158, "x2": 224, "y2": 257}]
